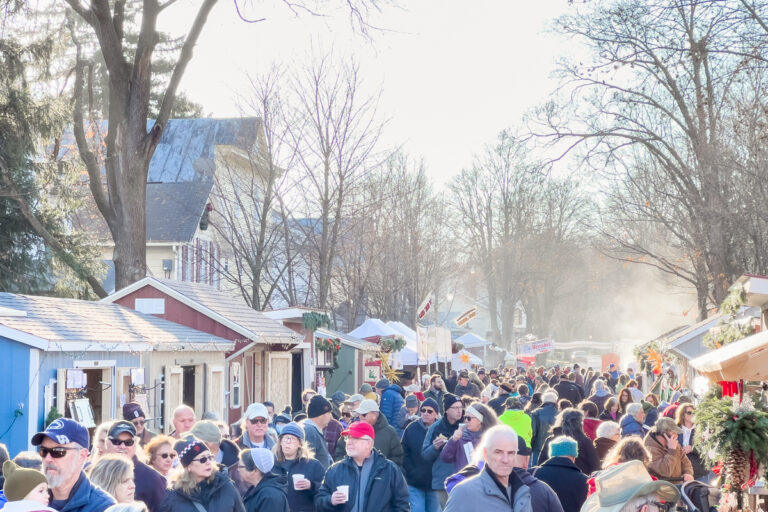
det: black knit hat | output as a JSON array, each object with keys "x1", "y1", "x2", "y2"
[
  {"x1": 307, "y1": 395, "x2": 332, "y2": 419},
  {"x1": 174, "y1": 436, "x2": 208, "y2": 467},
  {"x1": 442, "y1": 393, "x2": 460, "y2": 411}
]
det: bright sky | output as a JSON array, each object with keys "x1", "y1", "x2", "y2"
[{"x1": 165, "y1": 1, "x2": 575, "y2": 185}]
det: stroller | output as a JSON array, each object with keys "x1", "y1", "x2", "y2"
[{"x1": 679, "y1": 480, "x2": 720, "y2": 512}]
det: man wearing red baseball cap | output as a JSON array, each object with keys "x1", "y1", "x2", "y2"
[{"x1": 315, "y1": 422, "x2": 408, "y2": 512}]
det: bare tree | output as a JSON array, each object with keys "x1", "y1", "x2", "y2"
[
  {"x1": 533, "y1": 0, "x2": 767, "y2": 317},
  {"x1": 287, "y1": 53, "x2": 386, "y2": 309}
]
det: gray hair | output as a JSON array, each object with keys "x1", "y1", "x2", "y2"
[
  {"x1": 478, "y1": 424, "x2": 518, "y2": 460},
  {"x1": 626, "y1": 403, "x2": 644, "y2": 419},
  {"x1": 592, "y1": 380, "x2": 606, "y2": 393},
  {"x1": 542, "y1": 391, "x2": 559, "y2": 404},
  {"x1": 596, "y1": 421, "x2": 620, "y2": 439}
]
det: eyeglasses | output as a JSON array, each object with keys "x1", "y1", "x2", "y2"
[
  {"x1": 421, "y1": 408, "x2": 436, "y2": 414},
  {"x1": 158, "y1": 452, "x2": 176, "y2": 459},
  {"x1": 39, "y1": 446, "x2": 78, "y2": 459},
  {"x1": 249, "y1": 418, "x2": 268, "y2": 425},
  {"x1": 109, "y1": 438, "x2": 135, "y2": 447},
  {"x1": 132, "y1": 420, "x2": 146, "y2": 426},
  {"x1": 685, "y1": 410, "x2": 694, "y2": 415},
  {"x1": 192, "y1": 456, "x2": 211, "y2": 464},
  {"x1": 447, "y1": 405, "x2": 464, "y2": 411}
]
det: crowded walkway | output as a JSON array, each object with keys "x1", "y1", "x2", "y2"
[{"x1": 0, "y1": 364, "x2": 711, "y2": 512}]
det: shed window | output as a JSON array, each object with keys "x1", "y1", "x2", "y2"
[{"x1": 229, "y1": 362, "x2": 241, "y2": 409}]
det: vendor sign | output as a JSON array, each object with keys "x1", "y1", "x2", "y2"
[{"x1": 519, "y1": 338, "x2": 554, "y2": 356}]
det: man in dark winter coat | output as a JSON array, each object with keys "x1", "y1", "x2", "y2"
[
  {"x1": 32, "y1": 419, "x2": 115, "y2": 512},
  {"x1": 334, "y1": 400, "x2": 403, "y2": 467},
  {"x1": 240, "y1": 448, "x2": 289, "y2": 512},
  {"x1": 104, "y1": 420, "x2": 166, "y2": 512},
  {"x1": 530, "y1": 391, "x2": 559, "y2": 466},
  {"x1": 423, "y1": 375, "x2": 447, "y2": 415},
  {"x1": 453, "y1": 371, "x2": 481, "y2": 398},
  {"x1": 402, "y1": 398, "x2": 440, "y2": 512},
  {"x1": 532, "y1": 437, "x2": 587, "y2": 512},
  {"x1": 421, "y1": 393, "x2": 463, "y2": 508},
  {"x1": 316, "y1": 422, "x2": 409, "y2": 512},
  {"x1": 553, "y1": 376, "x2": 584, "y2": 406},
  {"x1": 445, "y1": 370, "x2": 458, "y2": 394},
  {"x1": 487, "y1": 382, "x2": 515, "y2": 417},
  {"x1": 301, "y1": 395, "x2": 334, "y2": 470}
]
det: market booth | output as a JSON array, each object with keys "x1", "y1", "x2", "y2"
[{"x1": 690, "y1": 329, "x2": 768, "y2": 382}]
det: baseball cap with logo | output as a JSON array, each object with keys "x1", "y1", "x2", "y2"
[
  {"x1": 340, "y1": 421, "x2": 375, "y2": 440},
  {"x1": 31, "y1": 418, "x2": 90, "y2": 448},
  {"x1": 353, "y1": 399, "x2": 380, "y2": 415},
  {"x1": 108, "y1": 420, "x2": 137, "y2": 439}
]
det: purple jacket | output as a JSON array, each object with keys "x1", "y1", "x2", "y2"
[{"x1": 440, "y1": 428, "x2": 483, "y2": 472}]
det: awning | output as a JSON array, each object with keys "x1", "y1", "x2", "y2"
[{"x1": 689, "y1": 329, "x2": 768, "y2": 381}]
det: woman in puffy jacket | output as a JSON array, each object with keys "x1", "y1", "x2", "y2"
[
  {"x1": 440, "y1": 402, "x2": 498, "y2": 472},
  {"x1": 272, "y1": 423, "x2": 324, "y2": 512},
  {"x1": 158, "y1": 436, "x2": 244, "y2": 512}
]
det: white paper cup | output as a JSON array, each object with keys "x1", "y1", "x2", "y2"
[
  {"x1": 337, "y1": 485, "x2": 349, "y2": 502},
  {"x1": 292, "y1": 474, "x2": 304, "y2": 489}
]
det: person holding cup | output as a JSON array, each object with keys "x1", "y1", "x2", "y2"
[
  {"x1": 272, "y1": 422, "x2": 324, "y2": 512},
  {"x1": 315, "y1": 422, "x2": 409, "y2": 512}
]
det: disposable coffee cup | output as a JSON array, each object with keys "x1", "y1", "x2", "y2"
[
  {"x1": 337, "y1": 485, "x2": 349, "y2": 502},
  {"x1": 292, "y1": 474, "x2": 304, "y2": 489}
]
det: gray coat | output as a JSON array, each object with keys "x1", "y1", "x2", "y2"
[
  {"x1": 301, "y1": 419, "x2": 333, "y2": 470},
  {"x1": 445, "y1": 467, "x2": 533, "y2": 512}
]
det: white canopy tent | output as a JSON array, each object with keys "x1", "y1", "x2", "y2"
[
  {"x1": 690, "y1": 329, "x2": 768, "y2": 382},
  {"x1": 387, "y1": 321, "x2": 426, "y2": 366},
  {"x1": 452, "y1": 349, "x2": 482, "y2": 370},
  {"x1": 347, "y1": 318, "x2": 424, "y2": 367},
  {"x1": 456, "y1": 332, "x2": 492, "y2": 348},
  {"x1": 349, "y1": 318, "x2": 400, "y2": 339}
]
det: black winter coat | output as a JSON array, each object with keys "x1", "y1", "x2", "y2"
[
  {"x1": 530, "y1": 402, "x2": 558, "y2": 464},
  {"x1": 540, "y1": 427, "x2": 601, "y2": 475},
  {"x1": 274, "y1": 457, "x2": 326, "y2": 512},
  {"x1": 487, "y1": 393, "x2": 511, "y2": 417},
  {"x1": 554, "y1": 381, "x2": 584, "y2": 406},
  {"x1": 315, "y1": 449, "x2": 409, "y2": 512},
  {"x1": 158, "y1": 470, "x2": 245, "y2": 512},
  {"x1": 401, "y1": 419, "x2": 434, "y2": 490},
  {"x1": 133, "y1": 457, "x2": 166, "y2": 512},
  {"x1": 242, "y1": 472, "x2": 289, "y2": 512},
  {"x1": 533, "y1": 457, "x2": 588, "y2": 512}
]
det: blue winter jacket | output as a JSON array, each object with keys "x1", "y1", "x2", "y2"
[
  {"x1": 50, "y1": 472, "x2": 115, "y2": 512},
  {"x1": 421, "y1": 417, "x2": 461, "y2": 491},
  {"x1": 379, "y1": 385, "x2": 405, "y2": 434},
  {"x1": 620, "y1": 415, "x2": 645, "y2": 438}
]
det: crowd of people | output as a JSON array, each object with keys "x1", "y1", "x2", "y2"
[{"x1": 0, "y1": 362, "x2": 706, "y2": 512}]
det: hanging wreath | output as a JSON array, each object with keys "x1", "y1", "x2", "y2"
[
  {"x1": 316, "y1": 337, "x2": 341, "y2": 372},
  {"x1": 302, "y1": 312, "x2": 331, "y2": 331},
  {"x1": 379, "y1": 336, "x2": 406, "y2": 353},
  {"x1": 703, "y1": 287, "x2": 755, "y2": 350}
]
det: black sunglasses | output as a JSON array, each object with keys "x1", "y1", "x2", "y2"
[
  {"x1": 39, "y1": 446, "x2": 78, "y2": 459},
  {"x1": 192, "y1": 456, "x2": 211, "y2": 464},
  {"x1": 421, "y1": 408, "x2": 436, "y2": 414},
  {"x1": 109, "y1": 438, "x2": 135, "y2": 447},
  {"x1": 248, "y1": 418, "x2": 268, "y2": 425},
  {"x1": 159, "y1": 452, "x2": 177, "y2": 459}
]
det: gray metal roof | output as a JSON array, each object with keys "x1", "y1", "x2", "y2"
[
  {"x1": 149, "y1": 279, "x2": 301, "y2": 343},
  {"x1": 0, "y1": 293, "x2": 233, "y2": 350},
  {"x1": 147, "y1": 118, "x2": 261, "y2": 183}
]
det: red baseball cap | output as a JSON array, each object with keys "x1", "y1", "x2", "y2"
[{"x1": 340, "y1": 421, "x2": 375, "y2": 440}]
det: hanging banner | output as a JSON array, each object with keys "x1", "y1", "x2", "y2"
[
  {"x1": 519, "y1": 338, "x2": 554, "y2": 357},
  {"x1": 454, "y1": 306, "x2": 478, "y2": 327}
]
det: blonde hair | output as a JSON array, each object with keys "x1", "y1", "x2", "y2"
[
  {"x1": 105, "y1": 503, "x2": 148, "y2": 512},
  {"x1": 273, "y1": 436, "x2": 315, "y2": 463},
  {"x1": 174, "y1": 461, "x2": 219, "y2": 495},
  {"x1": 89, "y1": 455, "x2": 134, "y2": 499}
]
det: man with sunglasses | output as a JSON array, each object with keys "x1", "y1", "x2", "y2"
[
  {"x1": 123, "y1": 402, "x2": 155, "y2": 447},
  {"x1": 402, "y1": 397, "x2": 441, "y2": 512},
  {"x1": 104, "y1": 420, "x2": 166, "y2": 512},
  {"x1": 236, "y1": 403, "x2": 276, "y2": 451},
  {"x1": 31, "y1": 418, "x2": 114, "y2": 512}
]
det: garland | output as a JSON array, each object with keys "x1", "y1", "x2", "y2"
[
  {"x1": 303, "y1": 312, "x2": 331, "y2": 331},
  {"x1": 379, "y1": 336, "x2": 406, "y2": 353},
  {"x1": 696, "y1": 388, "x2": 768, "y2": 469},
  {"x1": 703, "y1": 286, "x2": 755, "y2": 350},
  {"x1": 316, "y1": 337, "x2": 341, "y2": 372}
]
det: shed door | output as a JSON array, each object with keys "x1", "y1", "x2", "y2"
[
  {"x1": 267, "y1": 353, "x2": 292, "y2": 412},
  {"x1": 208, "y1": 366, "x2": 224, "y2": 420},
  {"x1": 164, "y1": 365, "x2": 183, "y2": 431}
]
